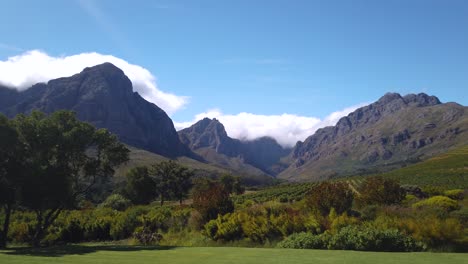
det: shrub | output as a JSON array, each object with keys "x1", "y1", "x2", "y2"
[
  {"x1": 109, "y1": 207, "x2": 147, "y2": 240},
  {"x1": 360, "y1": 205, "x2": 378, "y2": 221},
  {"x1": 450, "y1": 208, "x2": 468, "y2": 224},
  {"x1": 357, "y1": 177, "x2": 405, "y2": 206},
  {"x1": 277, "y1": 232, "x2": 328, "y2": 249},
  {"x1": 133, "y1": 227, "x2": 163, "y2": 245},
  {"x1": 204, "y1": 213, "x2": 243, "y2": 241},
  {"x1": 422, "y1": 186, "x2": 444, "y2": 196},
  {"x1": 305, "y1": 182, "x2": 353, "y2": 215},
  {"x1": 412, "y1": 196, "x2": 459, "y2": 211},
  {"x1": 443, "y1": 189, "x2": 464, "y2": 200},
  {"x1": 192, "y1": 179, "x2": 234, "y2": 222},
  {"x1": 328, "y1": 225, "x2": 424, "y2": 252},
  {"x1": 99, "y1": 194, "x2": 132, "y2": 211}
]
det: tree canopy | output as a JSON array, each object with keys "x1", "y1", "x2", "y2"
[{"x1": 0, "y1": 110, "x2": 129, "y2": 247}]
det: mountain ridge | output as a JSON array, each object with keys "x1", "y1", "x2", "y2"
[
  {"x1": 178, "y1": 118, "x2": 291, "y2": 176},
  {"x1": 0, "y1": 62, "x2": 189, "y2": 158},
  {"x1": 279, "y1": 92, "x2": 468, "y2": 181}
]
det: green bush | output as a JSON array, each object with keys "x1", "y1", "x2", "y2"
[
  {"x1": 328, "y1": 225, "x2": 424, "y2": 252},
  {"x1": 277, "y1": 232, "x2": 328, "y2": 249},
  {"x1": 99, "y1": 194, "x2": 132, "y2": 211},
  {"x1": 443, "y1": 189, "x2": 464, "y2": 200},
  {"x1": 412, "y1": 196, "x2": 459, "y2": 211}
]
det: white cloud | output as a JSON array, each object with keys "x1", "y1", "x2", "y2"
[
  {"x1": 174, "y1": 103, "x2": 367, "y2": 148},
  {"x1": 0, "y1": 50, "x2": 188, "y2": 115}
]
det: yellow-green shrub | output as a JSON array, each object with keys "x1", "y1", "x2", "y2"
[
  {"x1": 412, "y1": 196, "x2": 459, "y2": 211},
  {"x1": 444, "y1": 189, "x2": 464, "y2": 200}
]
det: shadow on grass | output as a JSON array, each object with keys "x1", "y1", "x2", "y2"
[{"x1": 1, "y1": 244, "x2": 176, "y2": 257}]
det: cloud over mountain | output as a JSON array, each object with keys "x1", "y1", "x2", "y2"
[
  {"x1": 174, "y1": 104, "x2": 366, "y2": 147},
  {"x1": 0, "y1": 50, "x2": 188, "y2": 115}
]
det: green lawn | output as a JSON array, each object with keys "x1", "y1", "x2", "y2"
[{"x1": 1, "y1": 245, "x2": 467, "y2": 264}]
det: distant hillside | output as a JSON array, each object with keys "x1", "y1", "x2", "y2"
[
  {"x1": 279, "y1": 93, "x2": 468, "y2": 181},
  {"x1": 114, "y1": 145, "x2": 274, "y2": 186},
  {"x1": 178, "y1": 118, "x2": 291, "y2": 176},
  {"x1": 376, "y1": 144, "x2": 468, "y2": 188}
]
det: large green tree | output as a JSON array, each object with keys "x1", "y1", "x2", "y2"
[
  {"x1": 0, "y1": 114, "x2": 24, "y2": 248},
  {"x1": 220, "y1": 174, "x2": 245, "y2": 195},
  {"x1": 149, "y1": 160, "x2": 193, "y2": 206},
  {"x1": 123, "y1": 166, "x2": 156, "y2": 205},
  {"x1": 13, "y1": 110, "x2": 129, "y2": 246}
]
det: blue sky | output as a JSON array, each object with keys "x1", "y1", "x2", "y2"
[{"x1": 1, "y1": 0, "x2": 467, "y2": 146}]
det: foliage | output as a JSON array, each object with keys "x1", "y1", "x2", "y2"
[
  {"x1": 99, "y1": 194, "x2": 132, "y2": 211},
  {"x1": 443, "y1": 189, "x2": 464, "y2": 200},
  {"x1": 357, "y1": 177, "x2": 405, "y2": 206},
  {"x1": 149, "y1": 161, "x2": 194, "y2": 205},
  {"x1": 1, "y1": 111, "x2": 129, "y2": 247},
  {"x1": 412, "y1": 196, "x2": 459, "y2": 211},
  {"x1": 192, "y1": 179, "x2": 234, "y2": 222},
  {"x1": 450, "y1": 208, "x2": 468, "y2": 224},
  {"x1": 203, "y1": 202, "x2": 320, "y2": 243},
  {"x1": 220, "y1": 174, "x2": 245, "y2": 195},
  {"x1": 0, "y1": 114, "x2": 23, "y2": 248},
  {"x1": 277, "y1": 232, "x2": 328, "y2": 249},
  {"x1": 327, "y1": 225, "x2": 424, "y2": 252},
  {"x1": 305, "y1": 182, "x2": 354, "y2": 215},
  {"x1": 123, "y1": 166, "x2": 156, "y2": 204},
  {"x1": 233, "y1": 182, "x2": 316, "y2": 204}
]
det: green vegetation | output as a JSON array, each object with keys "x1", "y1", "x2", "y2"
[
  {"x1": 1, "y1": 246, "x2": 467, "y2": 264},
  {"x1": 1, "y1": 111, "x2": 467, "y2": 254},
  {"x1": 378, "y1": 145, "x2": 468, "y2": 188},
  {"x1": 233, "y1": 182, "x2": 317, "y2": 204}
]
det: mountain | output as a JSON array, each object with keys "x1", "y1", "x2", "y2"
[
  {"x1": 0, "y1": 63, "x2": 187, "y2": 157},
  {"x1": 279, "y1": 93, "x2": 468, "y2": 181},
  {"x1": 178, "y1": 118, "x2": 291, "y2": 176}
]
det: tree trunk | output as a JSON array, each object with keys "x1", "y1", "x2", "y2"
[
  {"x1": 32, "y1": 211, "x2": 44, "y2": 247},
  {"x1": 0, "y1": 204, "x2": 12, "y2": 249},
  {"x1": 160, "y1": 195, "x2": 164, "y2": 206},
  {"x1": 31, "y1": 208, "x2": 62, "y2": 247}
]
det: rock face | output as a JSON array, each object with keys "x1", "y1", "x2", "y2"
[
  {"x1": 0, "y1": 63, "x2": 188, "y2": 157},
  {"x1": 279, "y1": 93, "x2": 468, "y2": 181},
  {"x1": 179, "y1": 118, "x2": 291, "y2": 176}
]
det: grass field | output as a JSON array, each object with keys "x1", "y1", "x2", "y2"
[{"x1": 1, "y1": 245, "x2": 467, "y2": 264}]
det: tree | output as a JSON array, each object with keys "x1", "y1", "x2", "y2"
[
  {"x1": 357, "y1": 177, "x2": 405, "y2": 206},
  {"x1": 149, "y1": 160, "x2": 193, "y2": 206},
  {"x1": 123, "y1": 166, "x2": 156, "y2": 204},
  {"x1": 13, "y1": 110, "x2": 129, "y2": 246},
  {"x1": 0, "y1": 114, "x2": 23, "y2": 248},
  {"x1": 192, "y1": 178, "x2": 234, "y2": 222},
  {"x1": 305, "y1": 182, "x2": 354, "y2": 215},
  {"x1": 220, "y1": 174, "x2": 245, "y2": 195},
  {"x1": 171, "y1": 165, "x2": 194, "y2": 205}
]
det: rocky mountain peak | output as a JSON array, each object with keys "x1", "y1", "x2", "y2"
[
  {"x1": 377, "y1": 92, "x2": 404, "y2": 104},
  {"x1": 0, "y1": 63, "x2": 188, "y2": 158},
  {"x1": 403, "y1": 93, "x2": 441, "y2": 106}
]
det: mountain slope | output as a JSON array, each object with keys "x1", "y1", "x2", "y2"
[
  {"x1": 279, "y1": 93, "x2": 468, "y2": 181},
  {"x1": 114, "y1": 145, "x2": 274, "y2": 186},
  {"x1": 178, "y1": 118, "x2": 291, "y2": 176},
  {"x1": 0, "y1": 63, "x2": 188, "y2": 157},
  {"x1": 377, "y1": 144, "x2": 468, "y2": 188}
]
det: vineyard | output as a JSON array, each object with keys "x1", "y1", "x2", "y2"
[{"x1": 233, "y1": 178, "x2": 366, "y2": 204}]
